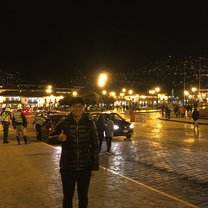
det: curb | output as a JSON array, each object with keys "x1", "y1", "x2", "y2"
[{"x1": 158, "y1": 118, "x2": 208, "y2": 125}]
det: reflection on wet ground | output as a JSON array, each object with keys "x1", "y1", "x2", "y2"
[{"x1": 99, "y1": 113, "x2": 208, "y2": 207}]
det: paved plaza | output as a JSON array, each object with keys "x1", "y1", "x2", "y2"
[
  {"x1": 0, "y1": 114, "x2": 208, "y2": 207},
  {"x1": 0, "y1": 141, "x2": 199, "y2": 208}
]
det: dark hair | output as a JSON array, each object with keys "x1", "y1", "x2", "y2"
[{"x1": 69, "y1": 97, "x2": 85, "y2": 107}]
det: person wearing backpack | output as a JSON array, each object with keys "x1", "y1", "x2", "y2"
[
  {"x1": 1, "y1": 107, "x2": 11, "y2": 143},
  {"x1": 12, "y1": 108, "x2": 28, "y2": 145}
]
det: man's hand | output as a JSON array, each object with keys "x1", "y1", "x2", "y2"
[{"x1": 58, "y1": 129, "x2": 67, "y2": 142}]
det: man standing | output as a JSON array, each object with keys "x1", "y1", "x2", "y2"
[
  {"x1": 49, "y1": 97, "x2": 99, "y2": 208},
  {"x1": 105, "y1": 116, "x2": 114, "y2": 154},
  {"x1": 192, "y1": 105, "x2": 200, "y2": 130},
  {"x1": 1, "y1": 107, "x2": 11, "y2": 143},
  {"x1": 12, "y1": 108, "x2": 28, "y2": 145}
]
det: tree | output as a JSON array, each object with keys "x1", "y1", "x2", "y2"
[
  {"x1": 82, "y1": 92, "x2": 101, "y2": 105},
  {"x1": 59, "y1": 96, "x2": 72, "y2": 106}
]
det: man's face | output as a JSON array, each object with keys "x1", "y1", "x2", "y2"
[{"x1": 70, "y1": 103, "x2": 85, "y2": 118}]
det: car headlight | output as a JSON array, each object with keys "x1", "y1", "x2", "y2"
[
  {"x1": 129, "y1": 123, "x2": 134, "y2": 129},
  {"x1": 114, "y1": 124, "x2": 119, "y2": 130}
]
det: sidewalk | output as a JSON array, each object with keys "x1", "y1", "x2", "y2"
[
  {"x1": 0, "y1": 141, "x2": 198, "y2": 208},
  {"x1": 158, "y1": 116, "x2": 208, "y2": 125}
]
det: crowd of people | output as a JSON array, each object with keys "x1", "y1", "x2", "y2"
[
  {"x1": 161, "y1": 102, "x2": 200, "y2": 130},
  {"x1": 161, "y1": 103, "x2": 197, "y2": 119}
]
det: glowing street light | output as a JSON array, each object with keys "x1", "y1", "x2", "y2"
[
  {"x1": 184, "y1": 90, "x2": 189, "y2": 96},
  {"x1": 191, "y1": 87, "x2": 197, "y2": 93},
  {"x1": 149, "y1": 87, "x2": 161, "y2": 109},
  {"x1": 122, "y1": 88, "x2": 126, "y2": 93},
  {"x1": 72, "y1": 91, "x2": 78, "y2": 96},
  {"x1": 102, "y1": 90, "x2": 107, "y2": 95},
  {"x1": 155, "y1": 87, "x2": 160, "y2": 93},
  {"x1": 46, "y1": 85, "x2": 52, "y2": 94},
  {"x1": 97, "y1": 73, "x2": 108, "y2": 88},
  {"x1": 155, "y1": 87, "x2": 160, "y2": 109},
  {"x1": 149, "y1": 90, "x2": 155, "y2": 95},
  {"x1": 109, "y1": 91, "x2": 116, "y2": 97},
  {"x1": 128, "y1": 89, "x2": 133, "y2": 95}
]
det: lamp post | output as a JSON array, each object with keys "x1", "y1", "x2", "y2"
[
  {"x1": 155, "y1": 87, "x2": 160, "y2": 109},
  {"x1": 120, "y1": 89, "x2": 126, "y2": 112},
  {"x1": 184, "y1": 90, "x2": 189, "y2": 105},
  {"x1": 46, "y1": 85, "x2": 52, "y2": 94},
  {"x1": 148, "y1": 90, "x2": 155, "y2": 108},
  {"x1": 148, "y1": 87, "x2": 160, "y2": 109},
  {"x1": 191, "y1": 87, "x2": 197, "y2": 104},
  {"x1": 128, "y1": 89, "x2": 133, "y2": 110},
  {"x1": 97, "y1": 73, "x2": 108, "y2": 110},
  {"x1": 45, "y1": 85, "x2": 53, "y2": 109}
]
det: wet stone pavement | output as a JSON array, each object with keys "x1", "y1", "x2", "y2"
[
  {"x1": 99, "y1": 138, "x2": 208, "y2": 208},
  {"x1": 0, "y1": 141, "x2": 195, "y2": 208},
  {"x1": 1, "y1": 113, "x2": 208, "y2": 207}
]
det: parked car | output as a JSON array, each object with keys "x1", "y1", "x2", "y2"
[
  {"x1": 89, "y1": 112, "x2": 134, "y2": 139},
  {"x1": 34, "y1": 111, "x2": 133, "y2": 142},
  {"x1": 33, "y1": 113, "x2": 68, "y2": 142}
]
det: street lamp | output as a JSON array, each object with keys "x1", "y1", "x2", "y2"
[
  {"x1": 72, "y1": 91, "x2": 78, "y2": 96},
  {"x1": 149, "y1": 90, "x2": 155, "y2": 108},
  {"x1": 122, "y1": 88, "x2": 126, "y2": 93},
  {"x1": 155, "y1": 87, "x2": 160, "y2": 109},
  {"x1": 191, "y1": 87, "x2": 197, "y2": 104},
  {"x1": 149, "y1": 87, "x2": 160, "y2": 109},
  {"x1": 46, "y1": 85, "x2": 52, "y2": 94},
  {"x1": 184, "y1": 90, "x2": 189, "y2": 104},
  {"x1": 97, "y1": 73, "x2": 108, "y2": 88},
  {"x1": 128, "y1": 89, "x2": 133, "y2": 95},
  {"x1": 102, "y1": 90, "x2": 107, "y2": 95},
  {"x1": 192, "y1": 87, "x2": 197, "y2": 93}
]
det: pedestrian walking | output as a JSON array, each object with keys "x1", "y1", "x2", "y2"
[
  {"x1": 0, "y1": 107, "x2": 11, "y2": 143},
  {"x1": 105, "y1": 116, "x2": 114, "y2": 153},
  {"x1": 192, "y1": 105, "x2": 200, "y2": 130},
  {"x1": 48, "y1": 97, "x2": 99, "y2": 208},
  {"x1": 95, "y1": 114, "x2": 105, "y2": 152},
  {"x1": 12, "y1": 108, "x2": 28, "y2": 144}
]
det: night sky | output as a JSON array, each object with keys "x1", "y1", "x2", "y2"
[{"x1": 1, "y1": 1, "x2": 208, "y2": 81}]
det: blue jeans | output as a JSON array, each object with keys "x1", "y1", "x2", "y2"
[{"x1": 60, "y1": 169, "x2": 91, "y2": 208}]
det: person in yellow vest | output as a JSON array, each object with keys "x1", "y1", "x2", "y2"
[
  {"x1": 0, "y1": 107, "x2": 11, "y2": 143},
  {"x1": 12, "y1": 108, "x2": 28, "y2": 145}
]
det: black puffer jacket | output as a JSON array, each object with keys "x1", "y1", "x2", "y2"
[{"x1": 50, "y1": 113, "x2": 99, "y2": 171}]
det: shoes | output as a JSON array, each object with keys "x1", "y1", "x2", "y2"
[
  {"x1": 3, "y1": 141, "x2": 9, "y2": 144},
  {"x1": 106, "y1": 151, "x2": 111, "y2": 155}
]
